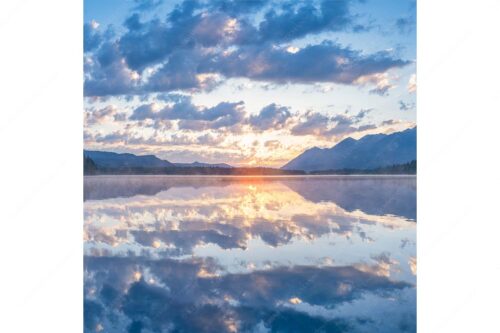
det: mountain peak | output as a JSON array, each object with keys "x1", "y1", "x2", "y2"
[
  {"x1": 282, "y1": 128, "x2": 416, "y2": 172},
  {"x1": 84, "y1": 150, "x2": 234, "y2": 169},
  {"x1": 84, "y1": 150, "x2": 173, "y2": 168}
]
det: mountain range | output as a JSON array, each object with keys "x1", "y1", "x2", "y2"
[
  {"x1": 84, "y1": 127, "x2": 416, "y2": 174},
  {"x1": 281, "y1": 127, "x2": 416, "y2": 172},
  {"x1": 84, "y1": 150, "x2": 232, "y2": 169}
]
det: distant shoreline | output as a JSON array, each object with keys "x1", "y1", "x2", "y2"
[
  {"x1": 84, "y1": 174, "x2": 416, "y2": 177},
  {"x1": 84, "y1": 161, "x2": 416, "y2": 176},
  {"x1": 84, "y1": 170, "x2": 416, "y2": 176},
  {"x1": 84, "y1": 152, "x2": 416, "y2": 176}
]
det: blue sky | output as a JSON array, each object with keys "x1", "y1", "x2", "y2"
[{"x1": 84, "y1": 0, "x2": 416, "y2": 166}]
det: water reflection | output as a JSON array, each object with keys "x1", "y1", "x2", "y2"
[
  {"x1": 84, "y1": 176, "x2": 416, "y2": 221},
  {"x1": 84, "y1": 176, "x2": 416, "y2": 333}
]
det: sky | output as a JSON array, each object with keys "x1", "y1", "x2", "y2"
[{"x1": 84, "y1": 0, "x2": 416, "y2": 167}]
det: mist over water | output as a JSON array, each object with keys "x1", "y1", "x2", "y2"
[{"x1": 84, "y1": 176, "x2": 416, "y2": 333}]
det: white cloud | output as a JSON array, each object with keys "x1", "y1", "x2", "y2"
[{"x1": 407, "y1": 74, "x2": 416, "y2": 93}]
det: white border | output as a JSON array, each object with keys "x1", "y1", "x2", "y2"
[
  {"x1": 418, "y1": 0, "x2": 500, "y2": 331},
  {"x1": 0, "y1": 0, "x2": 83, "y2": 331},
  {"x1": 1, "y1": 0, "x2": 500, "y2": 332}
]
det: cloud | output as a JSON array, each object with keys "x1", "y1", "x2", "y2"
[
  {"x1": 354, "y1": 72, "x2": 395, "y2": 96},
  {"x1": 257, "y1": 0, "x2": 358, "y2": 43},
  {"x1": 399, "y1": 100, "x2": 415, "y2": 111},
  {"x1": 156, "y1": 92, "x2": 191, "y2": 103},
  {"x1": 116, "y1": 0, "x2": 358, "y2": 70},
  {"x1": 145, "y1": 51, "x2": 223, "y2": 93},
  {"x1": 395, "y1": 16, "x2": 415, "y2": 34},
  {"x1": 210, "y1": 0, "x2": 269, "y2": 16},
  {"x1": 84, "y1": 42, "x2": 142, "y2": 97},
  {"x1": 84, "y1": 21, "x2": 115, "y2": 53},
  {"x1": 196, "y1": 133, "x2": 225, "y2": 145},
  {"x1": 84, "y1": 300, "x2": 104, "y2": 331},
  {"x1": 130, "y1": 97, "x2": 246, "y2": 130},
  {"x1": 331, "y1": 108, "x2": 371, "y2": 124},
  {"x1": 291, "y1": 109, "x2": 374, "y2": 138},
  {"x1": 93, "y1": 130, "x2": 132, "y2": 144},
  {"x1": 116, "y1": 8, "x2": 257, "y2": 71},
  {"x1": 128, "y1": 103, "x2": 158, "y2": 121},
  {"x1": 290, "y1": 112, "x2": 330, "y2": 136},
  {"x1": 158, "y1": 149, "x2": 248, "y2": 164},
  {"x1": 83, "y1": 1, "x2": 410, "y2": 97},
  {"x1": 85, "y1": 105, "x2": 127, "y2": 126},
  {"x1": 264, "y1": 140, "x2": 283, "y2": 149},
  {"x1": 132, "y1": 0, "x2": 163, "y2": 12},
  {"x1": 84, "y1": 22, "x2": 102, "y2": 52},
  {"x1": 123, "y1": 13, "x2": 143, "y2": 31},
  {"x1": 395, "y1": 1, "x2": 416, "y2": 35},
  {"x1": 407, "y1": 73, "x2": 416, "y2": 93},
  {"x1": 369, "y1": 85, "x2": 392, "y2": 96},
  {"x1": 249, "y1": 103, "x2": 292, "y2": 131},
  {"x1": 200, "y1": 41, "x2": 409, "y2": 86},
  {"x1": 87, "y1": 128, "x2": 227, "y2": 149},
  {"x1": 380, "y1": 119, "x2": 399, "y2": 126}
]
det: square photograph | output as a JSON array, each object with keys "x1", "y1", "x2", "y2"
[{"x1": 83, "y1": 1, "x2": 416, "y2": 332}]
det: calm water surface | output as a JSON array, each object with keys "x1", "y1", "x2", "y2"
[{"x1": 84, "y1": 175, "x2": 416, "y2": 333}]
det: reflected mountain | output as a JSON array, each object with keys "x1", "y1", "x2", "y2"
[
  {"x1": 281, "y1": 176, "x2": 416, "y2": 220},
  {"x1": 84, "y1": 176, "x2": 233, "y2": 201},
  {"x1": 85, "y1": 175, "x2": 416, "y2": 220}
]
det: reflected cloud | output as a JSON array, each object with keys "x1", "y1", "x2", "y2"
[
  {"x1": 408, "y1": 256, "x2": 417, "y2": 275},
  {"x1": 85, "y1": 255, "x2": 413, "y2": 333},
  {"x1": 84, "y1": 176, "x2": 416, "y2": 222},
  {"x1": 84, "y1": 177, "x2": 415, "y2": 257},
  {"x1": 84, "y1": 176, "x2": 416, "y2": 332}
]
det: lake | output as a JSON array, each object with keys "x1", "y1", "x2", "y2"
[{"x1": 84, "y1": 175, "x2": 416, "y2": 333}]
